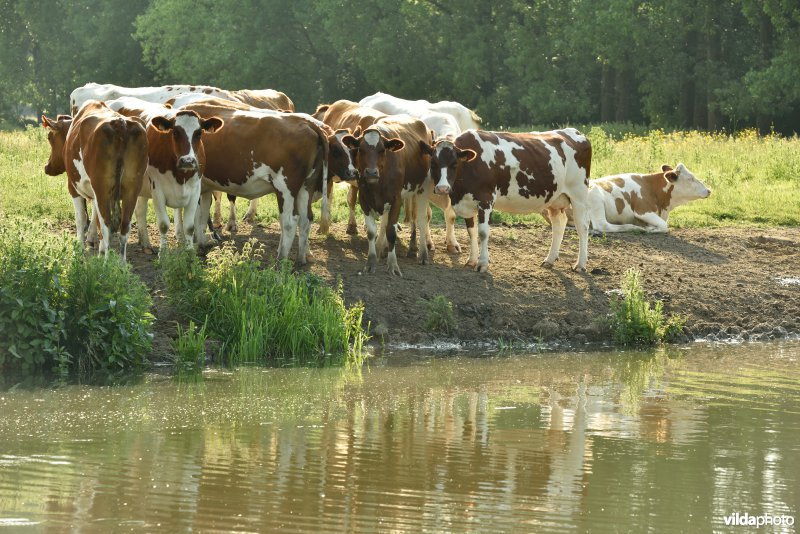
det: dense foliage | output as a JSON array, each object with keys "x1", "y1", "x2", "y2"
[
  {"x1": 0, "y1": 222, "x2": 153, "y2": 373},
  {"x1": 158, "y1": 242, "x2": 369, "y2": 367},
  {"x1": 1, "y1": 0, "x2": 798, "y2": 132}
]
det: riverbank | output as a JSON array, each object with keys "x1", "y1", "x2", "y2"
[{"x1": 129, "y1": 221, "x2": 799, "y2": 355}]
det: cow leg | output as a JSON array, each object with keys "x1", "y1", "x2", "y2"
[
  {"x1": 277, "y1": 193, "x2": 298, "y2": 261},
  {"x1": 134, "y1": 196, "x2": 154, "y2": 254},
  {"x1": 194, "y1": 192, "x2": 214, "y2": 247},
  {"x1": 444, "y1": 204, "x2": 461, "y2": 253},
  {"x1": 414, "y1": 187, "x2": 432, "y2": 265},
  {"x1": 571, "y1": 201, "x2": 590, "y2": 272},
  {"x1": 180, "y1": 204, "x2": 198, "y2": 251},
  {"x1": 92, "y1": 197, "x2": 111, "y2": 259},
  {"x1": 465, "y1": 217, "x2": 479, "y2": 267},
  {"x1": 295, "y1": 188, "x2": 312, "y2": 266},
  {"x1": 425, "y1": 204, "x2": 434, "y2": 252},
  {"x1": 151, "y1": 188, "x2": 171, "y2": 254},
  {"x1": 226, "y1": 194, "x2": 238, "y2": 233},
  {"x1": 635, "y1": 213, "x2": 669, "y2": 233},
  {"x1": 377, "y1": 210, "x2": 390, "y2": 258},
  {"x1": 86, "y1": 209, "x2": 99, "y2": 247},
  {"x1": 71, "y1": 196, "x2": 89, "y2": 246},
  {"x1": 543, "y1": 207, "x2": 567, "y2": 268},
  {"x1": 244, "y1": 198, "x2": 259, "y2": 224},
  {"x1": 476, "y1": 207, "x2": 492, "y2": 272},
  {"x1": 347, "y1": 184, "x2": 359, "y2": 235},
  {"x1": 212, "y1": 190, "x2": 223, "y2": 228},
  {"x1": 406, "y1": 195, "x2": 418, "y2": 257},
  {"x1": 317, "y1": 175, "x2": 333, "y2": 235},
  {"x1": 386, "y1": 200, "x2": 403, "y2": 277},
  {"x1": 365, "y1": 212, "x2": 378, "y2": 273},
  {"x1": 174, "y1": 208, "x2": 183, "y2": 239}
]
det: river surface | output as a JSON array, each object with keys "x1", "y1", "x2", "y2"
[{"x1": 0, "y1": 342, "x2": 798, "y2": 533}]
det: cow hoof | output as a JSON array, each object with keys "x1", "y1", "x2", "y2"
[
  {"x1": 366, "y1": 255, "x2": 377, "y2": 273},
  {"x1": 317, "y1": 222, "x2": 330, "y2": 235},
  {"x1": 540, "y1": 260, "x2": 555, "y2": 269},
  {"x1": 225, "y1": 223, "x2": 238, "y2": 234},
  {"x1": 346, "y1": 223, "x2": 358, "y2": 235},
  {"x1": 465, "y1": 259, "x2": 477, "y2": 268},
  {"x1": 419, "y1": 251, "x2": 430, "y2": 265},
  {"x1": 447, "y1": 243, "x2": 461, "y2": 254},
  {"x1": 476, "y1": 263, "x2": 489, "y2": 273},
  {"x1": 141, "y1": 246, "x2": 155, "y2": 255},
  {"x1": 572, "y1": 263, "x2": 587, "y2": 273},
  {"x1": 243, "y1": 214, "x2": 257, "y2": 224},
  {"x1": 427, "y1": 242, "x2": 435, "y2": 252},
  {"x1": 388, "y1": 265, "x2": 403, "y2": 277},
  {"x1": 406, "y1": 247, "x2": 417, "y2": 258}
]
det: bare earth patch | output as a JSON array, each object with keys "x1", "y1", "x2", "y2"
[{"x1": 126, "y1": 221, "x2": 799, "y2": 353}]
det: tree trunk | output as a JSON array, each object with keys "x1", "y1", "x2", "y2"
[{"x1": 600, "y1": 64, "x2": 615, "y2": 122}]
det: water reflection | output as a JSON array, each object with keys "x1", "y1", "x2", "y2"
[{"x1": 0, "y1": 343, "x2": 798, "y2": 532}]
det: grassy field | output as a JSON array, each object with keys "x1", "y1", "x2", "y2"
[{"x1": 2, "y1": 125, "x2": 799, "y2": 228}]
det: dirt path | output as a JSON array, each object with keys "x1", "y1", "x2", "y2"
[{"x1": 128, "y1": 220, "x2": 800, "y2": 355}]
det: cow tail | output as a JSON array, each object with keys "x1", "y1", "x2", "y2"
[
  {"x1": 108, "y1": 118, "x2": 127, "y2": 234},
  {"x1": 469, "y1": 109, "x2": 483, "y2": 125},
  {"x1": 306, "y1": 122, "x2": 330, "y2": 228}
]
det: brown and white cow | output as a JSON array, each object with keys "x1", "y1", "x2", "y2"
[
  {"x1": 43, "y1": 101, "x2": 147, "y2": 260},
  {"x1": 106, "y1": 97, "x2": 224, "y2": 252},
  {"x1": 350, "y1": 116, "x2": 435, "y2": 276},
  {"x1": 434, "y1": 129, "x2": 592, "y2": 272},
  {"x1": 582, "y1": 164, "x2": 711, "y2": 233},
  {"x1": 180, "y1": 101, "x2": 331, "y2": 264}
]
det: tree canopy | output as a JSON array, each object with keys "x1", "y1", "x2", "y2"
[{"x1": 1, "y1": 0, "x2": 798, "y2": 133}]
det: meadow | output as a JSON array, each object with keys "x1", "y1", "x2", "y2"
[{"x1": 3, "y1": 125, "x2": 799, "y2": 229}]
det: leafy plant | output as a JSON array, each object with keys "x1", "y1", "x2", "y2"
[
  {"x1": 173, "y1": 319, "x2": 207, "y2": 372},
  {"x1": 421, "y1": 295, "x2": 457, "y2": 335},
  {"x1": 609, "y1": 269, "x2": 686, "y2": 346}
]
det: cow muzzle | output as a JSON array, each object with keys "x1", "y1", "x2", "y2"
[
  {"x1": 363, "y1": 168, "x2": 379, "y2": 184},
  {"x1": 177, "y1": 156, "x2": 198, "y2": 171},
  {"x1": 703, "y1": 188, "x2": 712, "y2": 198},
  {"x1": 435, "y1": 185, "x2": 451, "y2": 195},
  {"x1": 346, "y1": 168, "x2": 359, "y2": 181}
]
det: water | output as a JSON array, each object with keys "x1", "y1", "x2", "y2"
[{"x1": 0, "y1": 342, "x2": 798, "y2": 532}]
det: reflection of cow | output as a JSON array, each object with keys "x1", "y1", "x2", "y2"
[
  {"x1": 434, "y1": 129, "x2": 592, "y2": 272},
  {"x1": 42, "y1": 101, "x2": 147, "y2": 260}
]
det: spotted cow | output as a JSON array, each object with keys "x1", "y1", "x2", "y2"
[
  {"x1": 106, "y1": 97, "x2": 224, "y2": 252},
  {"x1": 434, "y1": 129, "x2": 592, "y2": 272},
  {"x1": 42, "y1": 101, "x2": 148, "y2": 260}
]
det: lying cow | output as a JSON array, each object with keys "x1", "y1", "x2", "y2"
[
  {"x1": 42, "y1": 101, "x2": 147, "y2": 260},
  {"x1": 106, "y1": 97, "x2": 224, "y2": 252},
  {"x1": 350, "y1": 116, "x2": 435, "y2": 276},
  {"x1": 433, "y1": 129, "x2": 592, "y2": 272},
  {"x1": 359, "y1": 91, "x2": 482, "y2": 131},
  {"x1": 582, "y1": 164, "x2": 711, "y2": 233}
]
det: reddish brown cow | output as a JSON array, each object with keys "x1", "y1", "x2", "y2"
[
  {"x1": 313, "y1": 100, "x2": 389, "y2": 235},
  {"x1": 229, "y1": 89, "x2": 295, "y2": 112},
  {"x1": 42, "y1": 100, "x2": 147, "y2": 260},
  {"x1": 350, "y1": 116, "x2": 435, "y2": 276},
  {"x1": 180, "y1": 101, "x2": 331, "y2": 265},
  {"x1": 436, "y1": 129, "x2": 592, "y2": 272}
]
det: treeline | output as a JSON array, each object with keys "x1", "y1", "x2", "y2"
[{"x1": 1, "y1": 0, "x2": 799, "y2": 132}]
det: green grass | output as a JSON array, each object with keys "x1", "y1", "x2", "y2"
[
  {"x1": 173, "y1": 319, "x2": 207, "y2": 374},
  {"x1": 420, "y1": 295, "x2": 457, "y2": 335},
  {"x1": 5, "y1": 124, "x2": 799, "y2": 230},
  {"x1": 609, "y1": 269, "x2": 686, "y2": 346}
]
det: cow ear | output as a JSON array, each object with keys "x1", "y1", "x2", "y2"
[
  {"x1": 151, "y1": 116, "x2": 174, "y2": 132},
  {"x1": 661, "y1": 164, "x2": 674, "y2": 172},
  {"x1": 342, "y1": 135, "x2": 359, "y2": 149},
  {"x1": 385, "y1": 138, "x2": 405, "y2": 152},
  {"x1": 352, "y1": 126, "x2": 362, "y2": 138},
  {"x1": 41, "y1": 115, "x2": 56, "y2": 129},
  {"x1": 418, "y1": 140, "x2": 435, "y2": 156},
  {"x1": 201, "y1": 117, "x2": 224, "y2": 133},
  {"x1": 457, "y1": 148, "x2": 477, "y2": 162},
  {"x1": 56, "y1": 114, "x2": 72, "y2": 121},
  {"x1": 665, "y1": 171, "x2": 678, "y2": 182}
]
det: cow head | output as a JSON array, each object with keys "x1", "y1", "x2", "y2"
[
  {"x1": 150, "y1": 110, "x2": 224, "y2": 172},
  {"x1": 312, "y1": 103, "x2": 330, "y2": 121},
  {"x1": 353, "y1": 127, "x2": 404, "y2": 185},
  {"x1": 330, "y1": 129, "x2": 359, "y2": 182},
  {"x1": 662, "y1": 163, "x2": 711, "y2": 204},
  {"x1": 42, "y1": 114, "x2": 73, "y2": 176},
  {"x1": 430, "y1": 139, "x2": 476, "y2": 195}
]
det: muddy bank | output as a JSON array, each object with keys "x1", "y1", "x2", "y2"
[{"x1": 126, "y1": 219, "x2": 799, "y2": 355}]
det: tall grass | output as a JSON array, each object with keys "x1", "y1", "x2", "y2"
[
  {"x1": 0, "y1": 219, "x2": 153, "y2": 374},
  {"x1": 609, "y1": 269, "x2": 686, "y2": 346},
  {"x1": 159, "y1": 241, "x2": 369, "y2": 367}
]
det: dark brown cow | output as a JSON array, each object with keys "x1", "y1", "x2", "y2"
[
  {"x1": 107, "y1": 97, "x2": 224, "y2": 253},
  {"x1": 42, "y1": 100, "x2": 147, "y2": 260},
  {"x1": 434, "y1": 128, "x2": 592, "y2": 272},
  {"x1": 180, "y1": 101, "x2": 331, "y2": 265},
  {"x1": 350, "y1": 116, "x2": 435, "y2": 276},
  {"x1": 314, "y1": 100, "x2": 388, "y2": 235}
]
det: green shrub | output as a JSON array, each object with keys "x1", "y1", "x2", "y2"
[
  {"x1": 0, "y1": 224, "x2": 70, "y2": 370},
  {"x1": 609, "y1": 269, "x2": 686, "y2": 346},
  {"x1": 421, "y1": 295, "x2": 457, "y2": 335},
  {"x1": 159, "y1": 241, "x2": 369, "y2": 367},
  {"x1": 62, "y1": 252, "x2": 154, "y2": 372},
  {"x1": 173, "y1": 319, "x2": 207, "y2": 372}
]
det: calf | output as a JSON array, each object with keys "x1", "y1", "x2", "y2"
[
  {"x1": 351, "y1": 116, "x2": 435, "y2": 276},
  {"x1": 43, "y1": 101, "x2": 147, "y2": 260},
  {"x1": 436, "y1": 129, "x2": 592, "y2": 272},
  {"x1": 181, "y1": 101, "x2": 331, "y2": 265},
  {"x1": 583, "y1": 164, "x2": 710, "y2": 233},
  {"x1": 106, "y1": 97, "x2": 224, "y2": 252}
]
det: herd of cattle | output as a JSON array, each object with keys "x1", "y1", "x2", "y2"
[{"x1": 41, "y1": 83, "x2": 712, "y2": 275}]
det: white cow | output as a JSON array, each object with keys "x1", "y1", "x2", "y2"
[
  {"x1": 583, "y1": 164, "x2": 711, "y2": 233},
  {"x1": 359, "y1": 91, "x2": 482, "y2": 131},
  {"x1": 70, "y1": 83, "x2": 231, "y2": 114}
]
